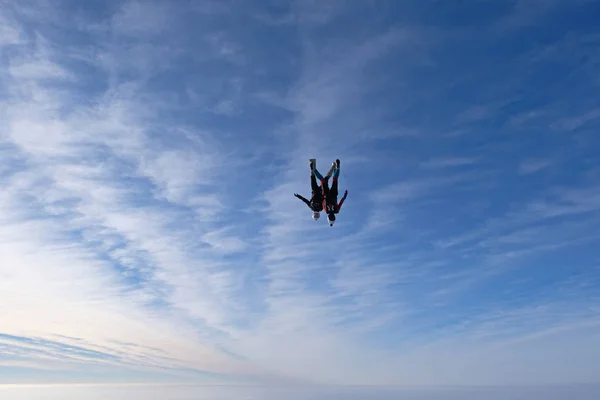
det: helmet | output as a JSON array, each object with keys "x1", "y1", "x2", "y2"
[
  {"x1": 313, "y1": 212, "x2": 320, "y2": 220},
  {"x1": 328, "y1": 213, "x2": 336, "y2": 226}
]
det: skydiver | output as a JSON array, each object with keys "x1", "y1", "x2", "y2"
[
  {"x1": 315, "y1": 159, "x2": 348, "y2": 227},
  {"x1": 294, "y1": 159, "x2": 330, "y2": 221}
]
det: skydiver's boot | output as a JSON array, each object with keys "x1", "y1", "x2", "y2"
[
  {"x1": 325, "y1": 161, "x2": 336, "y2": 179},
  {"x1": 331, "y1": 159, "x2": 341, "y2": 180},
  {"x1": 309, "y1": 158, "x2": 316, "y2": 171}
]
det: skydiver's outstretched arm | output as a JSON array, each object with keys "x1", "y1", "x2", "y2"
[
  {"x1": 294, "y1": 193, "x2": 311, "y2": 208},
  {"x1": 336, "y1": 190, "x2": 348, "y2": 212}
]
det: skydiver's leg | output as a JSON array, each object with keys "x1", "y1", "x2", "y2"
[
  {"x1": 321, "y1": 177, "x2": 330, "y2": 197},
  {"x1": 325, "y1": 161, "x2": 336, "y2": 179},
  {"x1": 310, "y1": 174, "x2": 319, "y2": 192},
  {"x1": 331, "y1": 176, "x2": 339, "y2": 199},
  {"x1": 313, "y1": 168, "x2": 325, "y2": 181},
  {"x1": 330, "y1": 160, "x2": 340, "y2": 198},
  {"x1": 333, "y1": 159, "x2": 340, "y2": 179},
  {"x1": 310, "y1": 158, "x2": 326, "y2": 181}
]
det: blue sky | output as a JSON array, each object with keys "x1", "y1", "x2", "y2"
[{"x1": 1, "y1": 0, "x2": 600, "y2": 390}]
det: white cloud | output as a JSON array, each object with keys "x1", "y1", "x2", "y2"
[
  {"x1": 0, "y1": 27, "x2": 22, "y2": 46},
  {"x1": 0, "y1": 15, "x2": 24, "y2": 45},
  {"x1": 8, "y1": 58, "x2": 73, "y2": 81},
  {"x1": 492, "y1": 0, "x2": 563, "y2": 33},
  {"x1": 201, "y1": 228, "x2": 248, "y2": 254},
  {"x1": 421, "y1": 157, "x2": 478, "y2": 169},
  {"x1": 111, "y1": 1, "x2": 172, "y2": 37},
  {"x1": 554, "y1": 108, "x2": 600, "y2": 131},
  {"x1": 0, "y1": 5, "x2": 267, "y2": 383},
  {"x1": 519, "y1": 158, "x2": 552, "y2": 174}
]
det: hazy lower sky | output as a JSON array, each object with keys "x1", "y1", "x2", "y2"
[
  {"x1": 1, "y1": 0, "x2": 600, "y2": 393},
  {"x1": 2, "y1": 384, "x2": 600, "y2": 400}
]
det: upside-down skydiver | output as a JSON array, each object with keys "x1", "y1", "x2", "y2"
[
  {"x1": 317, "y1": 159, "x2": 347, "y2": 227},
  {"x1": 294, "y1": 159, "x2": 330, "y2": 221}
]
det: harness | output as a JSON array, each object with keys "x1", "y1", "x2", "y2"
[{"x1": 323, "y1": 199, "x2": 337, "y2": 214}]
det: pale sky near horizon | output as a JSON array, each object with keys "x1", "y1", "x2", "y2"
[
  {"x1": 1, "y1": 384, "x2": 600, "y2": 400},
  {"x1": 1, "y1": 0, "x2": 600, "y2": 392}
]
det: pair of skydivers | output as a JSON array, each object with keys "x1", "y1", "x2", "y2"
[{"x1": 294, "y1": 158, "x2": 348, "y2": 227}]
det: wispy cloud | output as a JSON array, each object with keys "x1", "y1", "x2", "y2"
[
  {"x1": 0, "y1": 0, "x2": 264, "y2": 383},
  {"x1": 518, "y1": 158, "x2": 552, "y2": 174},
  {"x1": 421, "y1": 157, "x2": 479, "y2": 169},
  {"x1": 111, "y1": 1, "x2": 173, "y2": 37}
]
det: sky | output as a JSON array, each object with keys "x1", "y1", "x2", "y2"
[
  {"x1": 1, "y1": 0, "x2": 600, "y2": 396},
  {"x1": 1, "y1": 384, "x2": 600, "y2": 400}
]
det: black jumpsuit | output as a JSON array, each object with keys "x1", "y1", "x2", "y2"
[{"x1": 295, "y1": 174, "x2": 324, "y2": 212}]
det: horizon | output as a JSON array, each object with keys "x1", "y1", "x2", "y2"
[{"x1": 1, "y1": 383, "x2": 600, "y2": 400}]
